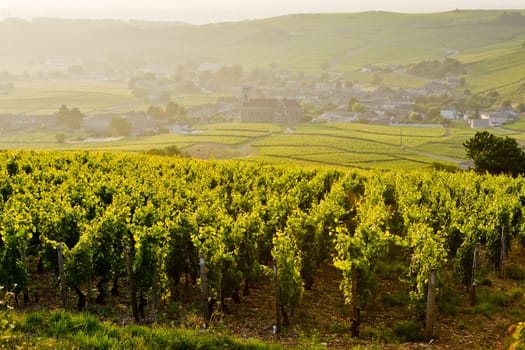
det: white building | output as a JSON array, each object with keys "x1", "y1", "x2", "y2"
[{"x1": 441, "y1": 109, "x2": 459, "y2": 120}]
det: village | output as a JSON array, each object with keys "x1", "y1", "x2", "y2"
[{"x1": 0, "y1": 60, "x2": 521, "y2": 138}]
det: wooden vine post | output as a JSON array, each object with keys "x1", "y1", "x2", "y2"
[
  {"x1": 22, "y1": 247, "x2": 29, "y2": 303},
  {"x1": 425, "y1": 269, "x2": 437, "y2": 341},
  {"x1": 56, "y1": 243, "x2": 67, "y2": 309},
  {"x1": 500, "y1": 226, "x2": 507, "y2": 279},
  {"x1": 273, "y1": 258, "x2": 281, "y2": 335},
  {"x1": 152, "y1": 266, "x2": 159, "y2": 321},
  {"x1": 126, "y1": 246, "x2": 139, "y2": 322},
  {"x1": 470, "y1": 244, "x2": 479, "y2": 305},
  {"x1": 350, "y1": 265, "x2": 360, "y2": 337},
  {"x1": 199, "y1": 251, "x2": 210, "y2": 327},
  {"x1": 87, "y1": 276, "x2": 93, "y2": 305}
]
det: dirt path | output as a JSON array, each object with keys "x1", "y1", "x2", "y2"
[{"x1": 401, "y1": 146, "x2": 463, "y2": 164}]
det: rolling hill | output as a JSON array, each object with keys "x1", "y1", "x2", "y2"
[{"x1": 1, "y1": 10, "x2": 525, "y2": 97}]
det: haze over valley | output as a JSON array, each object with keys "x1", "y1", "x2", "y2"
[{"x1": 0, "y1": 5, "x2": 525, "y2": 166}]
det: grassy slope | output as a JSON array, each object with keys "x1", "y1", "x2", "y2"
[
  {"x1": 0, "y1": 80, "x2": 228, "y2": 116},
  {"x1": 200, "y1": 11, "x2": 525, "y2": 71},
  {"x1": 2, "y1": 11, "x2": 525, "y2": 74},
  {"x1": 461, "y1": 45, "x2": 525, "y2": 95},
  {"x1": 0, "y1": 80, "x2": 139, "y2": 115}
]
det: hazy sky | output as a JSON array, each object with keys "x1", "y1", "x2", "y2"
[{"x1": 1, "y1": 0, "x2": 524, "y2": 24}]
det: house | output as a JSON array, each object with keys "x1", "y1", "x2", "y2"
[
  {"x1": 441, "y1": 109, "x2": 459, "y2": 120},
  {"x1": 480, "y1": 112, "x2": 510, "y2": 127},
  {"x1": 241, "y1": 92, "x2": 303, "y2": 124},
  {"x1": 468, "y1": 119, "x2": 490, "y2": 128},
  {"x1": 381, "y1": 102, "x2": 413, "y2": 119},
  {"x1": 499, "y1": 106, "x2": 518, "y2": 118},
  {"x1": 360, "y1": 65, "x2": 381, "y2": 73},
  {"x1": 317, "y1": 110, "x2": 360, "y2": 123},
  {"x1": 446, "y1": 76, "x2": 462, "y2": 88}
]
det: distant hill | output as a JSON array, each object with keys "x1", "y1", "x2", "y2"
[{"x1": 1, "y1": 10, "x2": 525, "y2": 95}]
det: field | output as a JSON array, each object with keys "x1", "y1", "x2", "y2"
[
  {"x1": 0, "y1": 79, "x2": 231, "y2": 116},
  {"x1": 0, "y1": 121, "x2": 524, "y2": 170},
  {"x1": 208, "y1": 11, "x2": 525, "y2": 72},
  {"x1": 0, "y1": 80, "x2": 140, "y2": 115},
  {"x1": 0, "y1": 123, "x2": 452, "y2": 168}
]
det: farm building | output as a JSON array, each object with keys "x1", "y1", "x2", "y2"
[
  {"x1": 468, "y1": 118, "x2": 490, "y2": 128},
  {"x1": 241, "y1": 97, "x2": 303, "y2": 124}
]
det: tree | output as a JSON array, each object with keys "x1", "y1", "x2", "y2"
[
  {"x1": 198, "y1": 70, "x2": 213, "y2": 86},
  {"x1": 131, "y1": 88, "x2": 147, "y2": 99},
  {"x1": 55, "y1": 133, "x2": 66, "y2": 144},
  {"x1": 408, "y1": 112, "x2": 423, "y2": 122},
  {"x1": 463, "y1": 131, "x2": 525, "y2": 176},
  {"x1": 56, "y1": 105, "x2": 84, "y2": 130},
  {"x1": 347, "y1": 97, "x2": 359, "y2": 111},
  {"x1": 147, "y1": 105, "x2": 165, "y2": 120},
  {"x1": 426, "y1": 106, "x2": 441, "y2": 119},
  {"x1": 372, "y1": 74, "x2": 382, "y2": 86},
  {"x1": 109, "y1": 117, "x2": 132, "y2": 137},
  {"x1": 165, "y1": 102, "x2": 186, "y2": 119},
  {"x1": 500, "y1": 99, "x2": 512, "y2": 108},
  {"x1": 351, "y1": 102, "x2": 367, "y2": 113}
]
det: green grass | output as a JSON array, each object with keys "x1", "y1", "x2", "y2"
[
  {"x1": 501, "y1": 116, "x2": 525, "y2": 132},
  {"x1": 304, "y1": 123, "x2": 445, "y2": 137},
  {"x1": 470, "y1": 288, "x2": 524, "y2": 318},
  {"x1": 0, "y1": 310, "x2": 283, "y2": 350},
  {"x1": 197, "y1": 130, "x2": 272, "y2": 138},
  {"x1": 198, "y1": 123, "x2": 284, "y2": 133},
  {"x1": 462, "y1": 48, "x2": 525, "y2": 94},
  {"x1": 373, "y1": 72, "x2": 428, "y2": 89}
]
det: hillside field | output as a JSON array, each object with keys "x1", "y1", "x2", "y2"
[{"x1": 0, "y1": 121, "x2": 523, "y2": 170}]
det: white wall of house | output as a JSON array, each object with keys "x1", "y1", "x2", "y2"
[
  {"x1": 441, "y1": 109, "x2": 457, "y2": 119},
  {"x1": 468, "y1": 119, "x2": 490, "y2": 128}
]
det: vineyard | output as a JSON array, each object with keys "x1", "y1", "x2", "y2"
[{"x1": 0, "y1": 150, "x2": 525, "y2": 347}]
